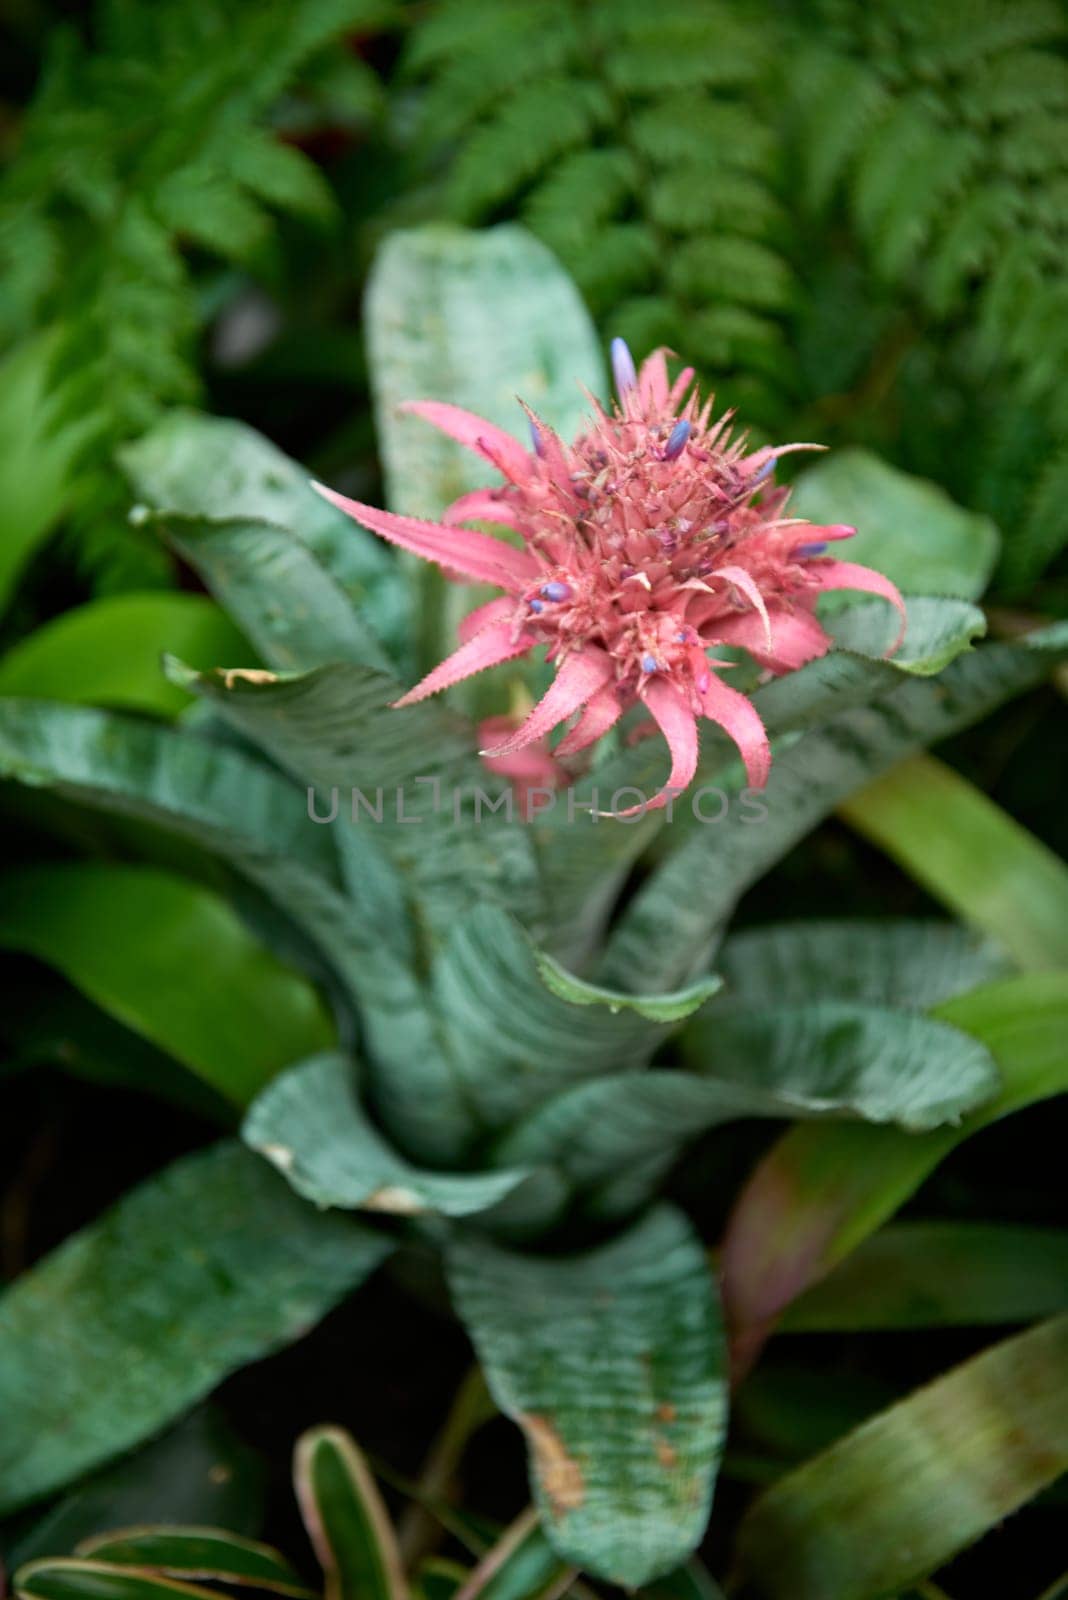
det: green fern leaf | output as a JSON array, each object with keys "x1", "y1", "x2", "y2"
[
  {"x1": 228, "y1": 128, "x2": 336, "y2": 219},
  {"x1": 448, "y1": 78, "x2": 612, "y2": 220},
  {"x1": 669, "y1": 235, "x2": 797, "y2": 314}
]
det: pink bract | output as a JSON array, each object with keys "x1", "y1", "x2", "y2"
[{"x1": 313, "y1": 342, "x2": 906, "y2": 812}]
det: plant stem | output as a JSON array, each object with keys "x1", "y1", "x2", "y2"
[{"x1": 398, "y1": 1364, "x2": 493, "y2": 1569}]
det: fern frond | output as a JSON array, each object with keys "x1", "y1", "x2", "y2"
[
  {"x1": 669, "y1": 236, "x2": 797, "y2": 314},
  {"x1": 0, "y1": 0, "x2": 397, "y2": 592},
  {"x1": 967, "y1": 49, "x2": 1068, "y2": 119},
  {"x1": 405, "y1": 0, "x2": 800, "y2": 424},
  {"x1": 895, "y1": 0, "x2": 1064, "y2": 71},
  {"x1": 791, "y1": 0, "x2": 1068, "y2": 560},
  {"x1": 448, "y1": 78, "x2": 612, "y2": 221},
  {"x1": 629, "y1": 96, "x2": 778, "y2": 172}
]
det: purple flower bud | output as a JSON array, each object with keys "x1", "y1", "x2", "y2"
[
  {"x1": 641, "y1": 653, "x2": 659, "y2": 673},
  {"x1": 793, "y1": 541, "x2": 827, "y2": 559},
  {"x1": 541, "y1": 581, "x2": 572, "y2": 602},
  {"x1": 664, "y1": 420, "x2": 691, "y2": 460},
  {"x1": 751, "y1": 454, "x2": 777, "y2": 486},
  {"x1": 611, "y1": 337, "x2": 637, "y2": 399},
  {"x1": 528, "y1": 598, "x2": 544, "y2": 613},
  {"x1": 529, "y1": 417, "x2": 544, "y2": 456}
]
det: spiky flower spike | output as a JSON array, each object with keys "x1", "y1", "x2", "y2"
[{"x1": 313, "y1": 342, "x2": 905, "y2": 811}]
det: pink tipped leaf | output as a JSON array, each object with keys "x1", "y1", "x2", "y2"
[
  {"x1": 480, "y1": 647, "x2": 614, "y2": 757},
  {"x1": 713, "y1": 565, "x2": 773, "y2": 649},
  {"x1": 700, "y1": 671, "x2": 772, "y2": 788},
  {"x1": 640, "y1": 677, "x2": 700, "y2": 810},
  {"x1": 399, "y1": 400, "x2": 533, "y2": 484},
  {"x1": 310, "y1": 482, "x2": 537, "y2": 591},
  {"x1": 555, "y1": 683, "x2": 623, "y2": 756},
  {"x1": 712, "y1": 606, "x2": 832, "y2": 673},
  {"x1": 392, "y1": 620, "x2": 534, "y2": 707},
  {"x1": 637, "y1": 348, "x2": 670, "y2": 409},
  {"x1": 442, "y1": 490, "x2": 519, "y2": 528},
  {"x1": 808, "y1": 560, "x2": 908, "y2": 652}
]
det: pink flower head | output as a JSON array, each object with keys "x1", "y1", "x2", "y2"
[{"x1": 313, "y1": 341, "x2": 905, "y2": 812}]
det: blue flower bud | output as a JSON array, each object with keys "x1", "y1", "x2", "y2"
[
  {"x1": 793, "y1": 541, "x2": 827, "y2": 559},
  {"x1": 641, "y1": 653, "x2": 659, "y2": 673},
  {"x1": 541, "y1": 581, "x2": 572, "y2": 602},
  {"x1": 664, "y1": 420, "x2": 691, "y2": 460},
  {"x1": 611, "y1": 336, "x2": 637, "y2": 398}
]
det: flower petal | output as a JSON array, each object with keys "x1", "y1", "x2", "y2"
[
  {"x1": 711, "y1": 606, "x2": 832, "y2": 672},
  {"x1": 700, "y1": 671, "x2": 772, "y2": 788},
  {"x1": 714, "y1": 564, "x2": 773, "y2": 649},
  {"x1": 400, "y1": 400, "x2": 532, "y2": 484},
  {"x1": 311, "y1": 482, "x2": 537, "y2": 591},
  {"x1": 443, "y1": 490, "x2": 519, "y2": 527},
  {"x1": 392, "y1": 620, "x2": 533, "y2": 707},
  {"x1": 667, "y1": 364, "x2": 696, "y2": 411},
  {"x1": 808, "y1": 559, "x2": 907, "y2": 652},
  {"x1": 555, "y1": 683, "x2": 623, "y2": 756},
  {"x1": 638, "y1": 347, "x2": 670, "y2": 408},
  {"x1": 639, "y1": 677, "x2": 699, "y2": 811},
  {"x1": 480, "y1": 647, "x2": 614, "y2": 757}
]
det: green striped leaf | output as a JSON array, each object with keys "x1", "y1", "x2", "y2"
[
  {"x1": 120, "y1": 411, "x2": 409, "y2": 668},
  {"x1": 14, "y1": 1560, "x2": 220, "y2": 1600},
  {"x1": 721, "y1": 973, "x2": 1068, "y2": 1366},
  {"x1": 75, "y1": 1530, "x2": 310, "y2": 1596},
  {"x1": 782, "y1": 1223, "x2": 1068, "y2": 1331},
  {"x1": 821, "y1": 594, "x2": 986, "y2": 675},
  {"x1": 166, "y1": 659, "x2": 544, "y2": 943},
  {"x1": 496, "y1": 1005, "x2": 998, "y2": 1199},
  {"x1": 447, "y1": 1206, "x2": 726, "y2": 1587},
  {"x1": 148, "y1": 515, "x2": 395, "y2": 676},
  {"x1": 243, "y1": 1053, "x2": 562, "y2": 1225},
  {"x1": 682, "y1": 1003, "x2": 998, "y2": 1132},
  {"x1": 0, "y1": 1146, "x2": 390, "y2": 1513},
  {"x1": 840, "y1": 754, "x2": 1068, "y2": 971},
  {"x1": 716, "y1": 918, "x2": 1010, "y2": 1011},
  {"x1": 736, "y1": 1316, "x2": 1068, "y2": 1600},
  {"x1": 433, "y1": 905, "x2": 719, "y2": 1130},
  {"x1": 294, "y1": 1427, "x2": 406, "y2": 1600},
  {"x1": 366, "y1": 223, "x2": 604, "y2": 520},
  {"x1": 0, "y1": 864, "x2": 334, "y2": 1107}
]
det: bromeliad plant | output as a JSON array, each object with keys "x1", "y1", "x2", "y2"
[{"x1": 2, "y1": 226, "x2": 1068, "y2": 1596}]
